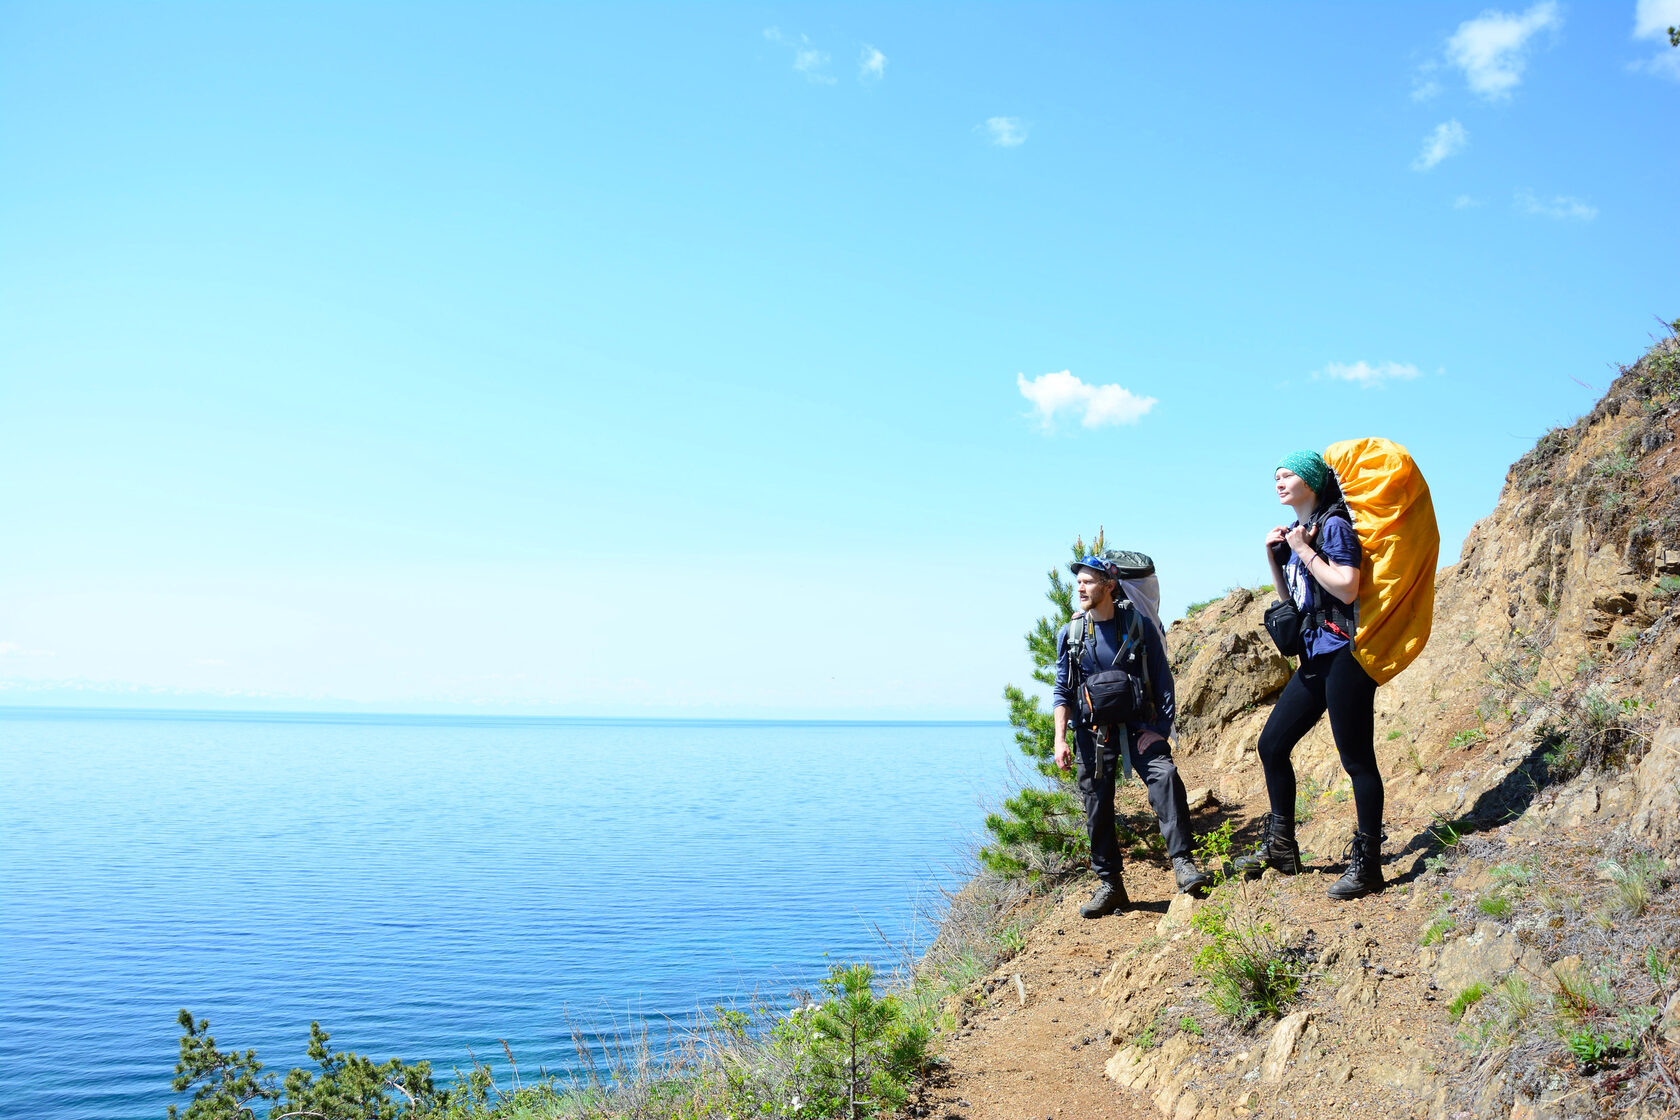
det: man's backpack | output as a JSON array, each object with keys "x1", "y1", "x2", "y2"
[
  {"x1": 1090, "y1": 549, "x2": 1166, "y2": 639},
  {"x1": 1323, "y1": 438, "x2": 1440, "y2": 684}
]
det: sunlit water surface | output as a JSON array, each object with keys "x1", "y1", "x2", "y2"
[{"x1": 0, "y1": 709, "x2": 1014, "y2": 1120}]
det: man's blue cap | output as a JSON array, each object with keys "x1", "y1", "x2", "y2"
[{"x1": 1068, "y1": 555, "x2": 1116, "y2": 578}]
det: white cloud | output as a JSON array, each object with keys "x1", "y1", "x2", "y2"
[
  {"x1": 763, "y1": 27, "x2": 835, "y2": 84},
  {"x1": 1411, "y1": 61, "x2": 1443, "y2": 101},
  {"x1": 1445, "y1": 1, "x2": 1561, "y2": 100},
  {"x1": 1412, "y1": 119, "x2": 1468, "y2": 171},
  {"x1": 1628, "y1": 50, "x2": 1680, "y2": 78},
  {"x1": 1313, "y1": 361, "x2": 1424, "y2": 387},
  {"x1": 1454, "y1": 194, "x2": 1483, "y2": 208},
  {"x1": 1634, "y1": 0, "x2": 1680, "y2": 40},
  {"x1": 859, "y1": 44, "x2": 886, "y2": 81},
  {"x1": 1515, "y1": 189, "x2": 1598, "y2": 220},
  {"x1": 1630, "y1": 0, "x2": 1680, "y2": 79},
  {"x1": 981, "y1": 116, "x2": 1027, "y2": 147},
  {"x1": 1016, "y1": 370, "x2": 1157, "y2": 429}
]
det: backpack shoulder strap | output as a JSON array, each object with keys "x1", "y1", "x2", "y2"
[{"x1": 1122, "y1": 604, "x2": 1156, "y2": 715}]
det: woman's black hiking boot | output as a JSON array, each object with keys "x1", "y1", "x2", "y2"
[
  {"x1": 1327, "y1": 831, "x2": 1385, "y2": 899},
  {"x1": 1233, "y1": 812, "x2": 1302, "y2": 878},
  {"x1": 1079, "y1": 880, "x2": 1130, "y2": 918}
]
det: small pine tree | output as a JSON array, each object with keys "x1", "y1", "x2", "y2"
[
  {"x1": 981, "y1": 530, "x2": 1114, "y2": 880},
  {"x1": 808, "y1": 964, "x2": 928, "y2": 1119}
]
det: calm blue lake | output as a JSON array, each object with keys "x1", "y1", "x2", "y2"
[{"x1": 0, "y1": 708, "x2": 1015, "y2": 1120}]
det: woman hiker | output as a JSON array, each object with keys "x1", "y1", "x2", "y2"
[{"x1": 1234, "y1": 450, "x2": 1385, "y2": 899}]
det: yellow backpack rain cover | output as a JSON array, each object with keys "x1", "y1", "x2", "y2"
[{"x1": 1323, "y1": 438, "x2": 1440, "y2": 685}]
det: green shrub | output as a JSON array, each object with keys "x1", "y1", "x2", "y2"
[
  {"x1": 805, "y1": 963, "x2": 930, "y2": 1118},
  {"x1": 1560, "y1": 1026, "x2": 1627, "y2": 1070},
  {"x1": 1189, "y1": 823, "x2": 1302, "y2": 1027}
]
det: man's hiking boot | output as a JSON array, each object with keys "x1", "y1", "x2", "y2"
[
  {"x1": 1327, "y1": 831, "x2": 1385, "y2": 900},
  {"x1": 1232, "y1": 812, "x2": 1302, "y2": 878},
  {"x1": 1172, "y1": 856, "x2": 1209, "y2": 895},
  {"x1": 1079, "y1": 880, "x2": 1129, "y2": 919}
]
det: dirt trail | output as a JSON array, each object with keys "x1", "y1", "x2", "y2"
[{"x1": 913, "y1": 861, "x2": 1179, "y2": 1120}]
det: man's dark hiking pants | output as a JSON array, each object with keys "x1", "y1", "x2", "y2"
[{"x1": 1074, "y1": 727, "x2": 1194, "y2": 885}]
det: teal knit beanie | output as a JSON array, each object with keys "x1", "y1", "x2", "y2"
[{"x1": 1276, "y1": 450, "x2": 1330, "y2": 495}]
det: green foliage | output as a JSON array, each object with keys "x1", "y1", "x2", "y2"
[
  {"x1": 1293, "y1": 775, "x2": 1324, "y2": 825},
  {"x1": 1178, "y1": 1016, "x2": 1202, "y2": 1037},
  {"x1": 1188, "y1": 823, "x2": 1301, "y2": 1027},
  {"x1": 1131, "y1": 1008, "x2": 1168, "y2": 1050},
  {"x1": 1591, "y1": 450, "x2": 1638, "y2": 485},
  {"x1": 1598, "y1": 856, "x2": 1663, "y2": 918},
  {"x1": 1658, "y1": 574, "x2": 1680, "y2": 597},
  {"x1": 1448, "y1": 728, "x2": 1486, "y2": 749},
  {"x1": 167, "y1": 971, "x2": 939, "y2": 1120},
  {"x1": 1385, "y1": 729, "x2": 1403, "y2": 741},
  {"x1": 168, "y1": 1010, "x2": 281, "y2": 1120},
  {"x1": 1427, "y1": 815, "x2": 1468, "y2": 852},
  {"x1": 1447, "y1": 982, "x2": 1488, "y2": 1021},
  {"x1": 1419, "y1": 910, "x2": 1454, "y2": 946},
  {"x1": 805, "y1": 964, "x2": 930, "y2": 1119},
  {"x1": 984, "y1": 531, "x2": 1109, "y2": 880},
  {"x1": 1184, "y1": 596, "x2": 1219, "y2": 617},
  {"x1": 1476, "y1": 894, "x2": 1513, "y2": 919},
  {"x1": 996, "y1": 922, "x2": 1027, "y2": 956},
  {"x1": 1560, "y1": 1026, "x2": 1627, "y2": 1070},
  {"x1": 277, "y1": 1021, "x2": 441, "y2": 1120},
  {"x1": 1646, "y1": 947, "x2": 1674, "y2": 989}
]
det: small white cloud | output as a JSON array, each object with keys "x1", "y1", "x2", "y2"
[
  {"x1": 1411, "y1": 61, "x2": 1443, "y2": 101},
  {"x1": 1453, "y1": 194, "x2": 1483, "y2": 208},
  {"x1": 1313, "y1": 361, "x2": 1424, "y2": 387},
  {"x1": 1630, "y1": 0, "x2": 1680, "y2": 79},
  {"x1": 859, "y1": 44, "x2": 886, "y2": 81},
  {"x1": 981, "y1": 116, "x2": 1027, "y2": 147},
  {"x1": 1446, "y1": 1, "x2": 1561, "y2": 100},
  {"x1": 1412, "y1": 119, "x2": 1468, "y2": 171},
  {"x1": 1628, "y1": 51, "x2": 1680, "y2": 78},
  {"x1": 1634, "y1": 0, "x2": 1680, "y2": 39},
  {"x1": 1515, "y1": 189, "x2": 1598, "y2": 220},
  {"x1": 763, "y1": 27, "x2": 835, "y2": 84},
  {"x1": 1017, "y1": 370, "x2": 1157, "y2": 429}
]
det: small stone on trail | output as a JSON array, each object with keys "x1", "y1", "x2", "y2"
[{"x1": 1351, "y1": 920, "x2": 1363, "y2": 929}]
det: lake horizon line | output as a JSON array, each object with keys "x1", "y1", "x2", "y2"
[{"x1": 0, "y1": 703, "x2": 1011, "y2": 730}]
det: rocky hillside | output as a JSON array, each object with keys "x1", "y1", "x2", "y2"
[{"x1": 922, "y1": 330, "x2": 1680, "y2": 1120}]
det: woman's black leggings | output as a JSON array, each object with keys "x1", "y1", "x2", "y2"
[{"x1": 1256, "y1": 646, "x2": 1383, "y2": 837}]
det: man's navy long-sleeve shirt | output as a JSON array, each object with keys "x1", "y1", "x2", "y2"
[{"x1": 1053, "y1": 608, "x2": 1176, "y2": 741}]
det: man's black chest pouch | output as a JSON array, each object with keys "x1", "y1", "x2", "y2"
[{"x1": 1078, "y1": 646, "x2": 1147, "y2": 728}]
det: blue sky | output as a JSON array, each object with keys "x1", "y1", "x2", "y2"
[{"x1": 2, "y1": 2, "x2": 1676, "y2": 717}]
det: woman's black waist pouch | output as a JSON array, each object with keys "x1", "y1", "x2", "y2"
[{"x1": 1263, "y1": 599, "x2": 1305, "y2": 658}]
